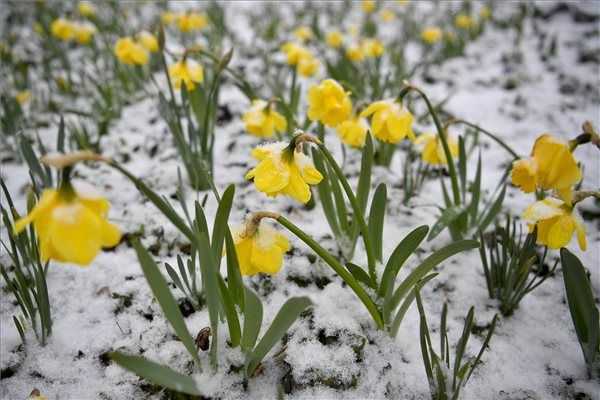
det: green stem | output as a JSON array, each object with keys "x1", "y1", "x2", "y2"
[
  {"x1": 447, "y1": 119, "x2": 519, "y2": 159},
  {"x1": 317, "y1": 144, "x2": 377, "y2": 283},
  {"x1": 289, "y1": 67, "x2": 297, "y2": 113},
  {"x1": 277, "y1": 216, "x2": 383, "y2": 329}
]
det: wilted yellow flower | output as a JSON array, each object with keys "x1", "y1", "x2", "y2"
[
  {"x1": 336, "y1": 117, "x2": 369, "y2": 148},
  {"x1": 421, "y1": 27, "x2": 442, "y2": 44},
  {"x1": 14, "y1": 183, "x2": 122, "y2": 266},
  {"x1": 293, "y1": 26, "x2": 313, "y2": 42},
  {"x1": 326, "y1": 31, "x2": 344, "y2": 48},
  {"x1": 16, "y1": 90, "x2": 31, "y2": 105},
  {"x1": 78, "y1": 1, "x2": 96, "y2": 18},
  {"x1": 455, "y1": 14, "x2": 474, "y2": 30},
  {"x1": 361, "y1": 0, "x2": 376, "y2": 14},
  {"x1": 480, "y1": 6, "x2": 491, "y2": 20},
  {"x1": 169, "y1": 59, "x2": 204, "y2": 91},
  {"x1": 360, "y1": 100, "x2": 415, "y2": 143},
  {"x1": 362, "y1": 38, "x2": 384, "y2": 58},
  {"x1": 176, "y1": 12, "x2": 208, "y2": 32},
  {"x1": 51, "y1": 18, "x2": 75, "y2": 41},
  {"x1": 161, "y1": 11, "x2": 176, "y2": 25},
  {"x1": 114, "y1": 37, "x2": 149, "y2": 65},
  {"x1": 138, "y1": 31, "x2": 159, "y2": 53},
  {"x1": 246, "y1": 142, "x2": 323, "y2": 204},
  {"x1": 232, "y1": 220, "x2": 290, "y2": 276},
  {"x1": 380, "y1": 9, "x2": 396, "y2": 22},
  {"x1": 414, "y1": 132, "x2": 459, "y2": 165},
  {"x1": 346, "y1": 44, "x2": 365, "y2": 62},
  {"x1": 243, "y1": 100, "x2": 287, "y2": 138},
  {"x1": 523, "y1": 197, "x2": 586, "y2": 251},
  {"x1": 73, "y1": 22, "x2": 96, "y2": 45},
  {"x1": 511, "y1": 134, "x2": 582, "y2": 203},
  {"x1": 307, "y1": 79, "x2": 352, "y2": 127}
]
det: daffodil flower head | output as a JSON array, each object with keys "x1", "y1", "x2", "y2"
[
  {"x1": 138, "y1": 31, "x2": 159, "y2": 53},
  {"x1": 51, "y1": 18, "x2": 75, "y2": 41},
  {"x1": 511, "y1": 158, "x2": 538, "y2": 193},
  {"x1": 307, "y1": 79, "x2": 353, "y2": 127},
  {"x1": 232, "y1": 218, "x2": 290, "y2": 276},
  {"x1": 360, "y1": 100, "x2": 415, "y2": 144},
  {"x1": 421, "y1": 27, "x2": 442, "y2": 44},
  {"x1": 245, "y1": 141, "x2": 323, "y2": 204},
  {"x1": 326, "y1": 31, "x2": 344, "y2": 48},
  {"x1": 380, "y1": 9, "x2": 396, "y2": 22},
  {"x1": 297, "y1": 52, "x2": 320, "y2": 77},
  {"x1": 346, "y1": 43, "x2": 365, "y2": 62},
  {"x1": 176, "y1": 12, "x2": 208, "y2": 32},
  {"x1": 414, "y1": 132, "x2": 459, "y2": 165},
  {"x1": 362, "y1": 38, "x2": 384, "y2": 58},
  {"x1": 161, "y1": 11, "x2": 176, "y2": 25},
  {"x1": 14, "y1": 179, "x2": 122, "y2": 266},
  {"x1": 281, "y1": 42, "x2": 316, "y2": 74},
  {"x1": 361, "y1": 0, "x2": 376, "y2": 14},
  {"x1": 336, "y1": 117, "x2": 369, "y2": 148},
  {"x1": 169, "y1": 58, "x2": 204, "y2": 91},
  {"x1": 523, "y1": 197, "x2": 586, "y2": 251},
  {"x1": 243, "y1": 100, "x2": 287, "y2": 138},
  {"x1": 73, "y1": 22, "x2": 96, "y2": 45},
  {"x1": 293, "y1": 26, "x2": 313, "y2": 42},
  {"x1": 78, "y1": 1, "x2": 96, "y2": 18},
  {"x1": 16, "y1": 90, "x2": 31, "y2": 106},
  {"x1": 455, "y1": 14, "x2": 474, "y2": 30},
  {"x1": 114, "y1": 37, "x2": 149, "y2": 65}
]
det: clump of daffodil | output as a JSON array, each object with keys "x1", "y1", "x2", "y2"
[
  {"x1": 362, "y1": 38, "x2": 384, "y2": 58},
  {"x1": 243, "y1": 99, "x2": 287, "y2": 138},
  {"x1": 326, "y1": 31, "x2": 344, "y2": 48},
  {"x1": 169, "y1": 58, "x2": 204, "y2": 90},
  {"x1": 14, "y1": 152, "x2": 121, "y2": 266},
  {"x1": 281, "y1": 42, "x2": 319, "y2": 77},
  {"x1": 293, "y1": 26, "x2": 313, "y2": 42},
  {"x1": 16, "y1": 90, "x2": 31, "y2": 106},
  {"x1": 246, "y1": 135, "x2": 323, "y2": 204},
  {"x1": 78, "y1": 1, "x2": 96, "y2": 18},
  {"x1": 455, "y1": 14, "x2": 474, "y2": 30},
  {"x1": 414, "y1": 132, "x2": 459, "y2": 165},
  {"x1": 421, "y1": 27, "x2": 442, "y2": 44},
  {"x1": 114, "y1": 37, "x2": 149, "y2": 66},
  {"x1": 361, "y1": 0, "x2": 376, "y2": 14},
  {"x1": 360, "y1": 100, "x2": 415, "y2": 143},
  {"x1": 137, "y1": 31, "x2": 159, "y2": 53},
  {"x1": 523, "y1": 197, "x2": 586, "y2": 251},
  {"x1": 51, "y1": 18, "x2": 75, "y2": 41},
  {"x1": 176, "y1": 11, "x2": 208, "y2": 32},
  {"x1": 511, "y1": 134, "x2": 582, "y2": 203},
  {"x1": 346, "y1": 43, "x2": 365, "y2": 62},
  {"x1": 307, "y1": 79, "x2": 353, "y2": 127},
  {"x1": 232, "y1": 213, "x2": 290, "y2": 276},
  {"x1": 380, "y1": 9, "x2": 396, "y2": 23},
  {"x1": 336, "y1": 117, "x2": 369, "y2": 148},
  {"x1": 73, "y1": 22, "x2": 96, "y2": 45}
]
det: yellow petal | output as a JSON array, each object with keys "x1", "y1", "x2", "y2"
[
  {"x1": 14, "y1": 190, "x2": 58, "y2": 234},
  {"x1": 546, "y1": 215, "x2": 575, "y2": 250},
  {"x1": 101, "y1": 220, "x2": 122, "y2": 247},
  {"x1": 511, "y1": 159, "x2": 538, "y2": 193},
  {"x1": 253, "y1": 158, "x2": 290, "y2": 195}
]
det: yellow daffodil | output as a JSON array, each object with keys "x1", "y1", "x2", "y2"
[
  {"x1": 297, "y1": 53, "x2": 319, "y2": 77},
  {"x1": 243, "y1": 100, "x2": 287, "y2": 138},
  {"x1": 380, "y1": 9, "x2": 396, "y2": 22},
  {"x1": 523, "y1": 197, "x2": 586, "y2": 251},
  {"x1": 421, "y1": 27, "x2": 442, "y2": 44},
  {"x1": 480, "y1": 6, "x2": 491, "y2": 20},
  {"x1": 51, "y1": 18, "x2": 75, "y2": 41},
  {"x1": 16, "y1": 90, "x2": 31, "y2": 105},
  {"x1": 455, "y1": 14, "x2": 474, "y2": 30},
  {"x1": 511, "y1": 134, "x2": 582, "y2": 203},
  {"x1": 362, "y1": 38, "x2": 384, "y2": 58},
  {"x1": 360, "y1": 100, "x2": 415, "y2": 143},
  {"x1": 169, "y1": 59, "x2": 204, "y2": 91},
  {"x1": 293, "y1": 26, "x2": 313, "y2": 42},
  {"x1": 346, "y1": 44, "x2": 365, "y2": 62},
  {"x1": 14, "y1": 182, "x2": 122, "y2": 266},
  {"x1": 336, "y1": 117, "x2": 369, "y2": 148},
  {"x1": 73, "y1": 22, "x2": 96, "y2": 45},
  {"x1": 281, "y1": 42, "x2": 317, "y2": 75},
  {"x1": 114, "y1": 37, "x2": 149, "y2": 65},
  {"x1": 361, "y1": 0, "x2": 376, "y2": 14},
  {"x1": 78, "y1": 1, "x2": 96, "y2": 18},
  {"x1": 307, "y1": 79, "x2": 352, "y2": 127},
  {"x1": 414, "y1": 132, "x2": 459, "y2": 165},
  {"x1": 232, "y1": 220, "x2": 290, "y2": 276},
  {"x1": 138, "y1": 31, "x2": 159, "y2": 53},
  {"x1": 326, "y1": 31, "x2": 343, "y2": 48},
  {"x1": 176, "y1": 12, "x2": 208, "y2": 32},
  {"x1": 161, "y1": 11, "x2": 176, "y2": 25},
  {"x1": 246, "y1": 142, "x2": 323, "y2": 204}
]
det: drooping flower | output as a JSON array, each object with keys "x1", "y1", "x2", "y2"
[
  {"x1": 380, "y1": 9, "x2": 396, "y2": 22},
  {"x1": 14, "y1": 181, "x2": 122, "y2": 266},
  {"x1": 246, "y1": 142, "x2": 323, "y2": 204},
  {"x1": 362, "y1": 38, "x2": 384, "y2": 58},
  {"x1": 243, "y1": 100, "x2": 287, "y2": 138},
  {"x1": 326, "y1": 31, "x2": 343, "y2": 48},
  {"x1": 297, "y1": 53, "x2": 319, "y2": 77},
  {"x1": 169, "y1": 59, "x2": 204, "y2": 91},
  {"x1": 346, "y1": 44, "x2": 365, "y2": 62},
  {"x1": 414, "y1": 132, "x2": 459, "y2": 165},
  {"x1": 361, "y1": 0, "x2": 376, "y2": 14},
  {"x1": 232, "y1": 219, "x2": 290, "y2": 276},
  {"x1": 293, "y1": 26, "x2": 313, "y2": 42},
  {"x1": 51, "y1": 18, "x2": 75, "y2": 41},
  {"x1": 176, "y1": 12, "x2": 208, "y2": 32},
  {"x1": 73, "y1": 22, "x2": 96, "y2": 45},
  {"x1": 138, "y1": 31, "x2": 159, "y2": 53},
  {"x1": 78, "y1": 1, "x2": 96, "y2": 18},
  {"x1": 455, "y1": 14, "x2": 474, "y2": 30},
  {"x1": 523, "y1": 197, "x2": 586, "y2": 251},
  {"x1": 307, "y1": 79, "x2": 352, "y2": 127},
  {"x1": 114, "y1": 37, "x2": 149, "y2": 65},
  {"x1": 336, "y1": 117, "x2": 369, "y2": 148},
  {"x1": 281, "y1": 42, "x2": 318, "y2": 76},
  {"x1": 421, "y1": 27, "x2": 442, "y2": 44},
  {"x1": 360, "y1": 100, "x2": 415, "y2": 143}
]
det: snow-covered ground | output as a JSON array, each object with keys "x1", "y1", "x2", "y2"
[{"x1": 1, "y1": 1, "x2": 599, "y2": 399}]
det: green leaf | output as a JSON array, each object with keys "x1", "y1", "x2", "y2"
[
  {"x1": 225, "y1": 230, "x2": 244, "y2": 308},
  {"x1": 328, "y1": 162, "x2": 350, "y2": 234},
  {"x1": 194, "y1": 201, "x2": 209, "y2": 238},
  {"x1": 368, "y1": 184, "x2": 387, "y2": 262},
  {"x1": 241, "y1": 286, "x2": 263, "y2": 352},
  {"x1": 312, "y1": 148, "x2": 340, "y2": 238},
  {"x1": 346, "y1": 262, "x2": 375, "y2": 289},
  {"x1": 217, "y1": 275, "x2": 241, "y2": 347},
  {"x1": 356, "y1": 134, "x2": 373, "y2": 214},
  {"x1": 132, "y1": 239, "x2": 201, "y2": 368},
  {"x1": 379, "y1": 225, "x2": 429, "y2": 298},
  {"x1": 247, "y1": 296, "x2": 311, "y2": 376},
  {"x1": 110, "y1": 352, "x2": 202, "y2": 396},
  {"x1": 458, "y1": 136, "x2": 467, "y2": 196},
  {"x1": 211, "y1": 185, "x2": 234, "y2": 261},
  {"x1": 427, "y1": 205, "x2": 465, "y2": 241},
  {"x1": 12, "y1": 316, "x2": 25, "y2": 344},
  {"x1": 389, "y1": 273, "x2": 437, "y2": 337},
  {"x1": 165, "y1": 262, "x2": 187, "y2": 296},
  {"x1": 469, "y1": 152, "x2": 482, "y2": 222},
  {"x1": 476, "y1": 185, "x2": 506, "y2": 233}
]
